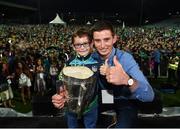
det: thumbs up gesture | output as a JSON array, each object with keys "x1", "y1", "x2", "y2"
[
  {"x1": 106, "y1": 56, "x2": 129, "y2": 85},
  {"x1": 100, "y1": 59, "x2": 109, "y2": 76}
]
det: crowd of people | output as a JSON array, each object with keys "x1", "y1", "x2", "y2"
[{"x1": 0, "y1": 23, "x2": 180, "y2": 122}]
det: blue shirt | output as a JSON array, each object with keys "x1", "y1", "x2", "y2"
[
  {"x1": 92, "y1": 47, "x2": 154, "y2": 102},
  {"x1": 152, "y1": 49, "x2": 161, "y2": 63}
]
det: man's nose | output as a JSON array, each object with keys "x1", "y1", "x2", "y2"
[{"x1": 100, "y1": 41, "x2": 106, "y2": 48}]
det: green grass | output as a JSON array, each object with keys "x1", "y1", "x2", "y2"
[
  {"x1": 148, "y1": 77, "x2": 180, "y2": 107},
  {"x1": 13, "y1": 100, "x2": 32, "y2": 113},
  {"x1": 11, "y1": 89, "x2": 32, "y2": 113},
  {"x1": 161, "y1": 90, "x2": 180, "y2": 107}
]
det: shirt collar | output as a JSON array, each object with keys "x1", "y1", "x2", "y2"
[
  {"x1": 92, "y1": 47, "x2": 116, "y2": 65},
  {"x1": 76, "y1": 53, "x2": 91, "y2": 61},
  {"x1": 107, "y1": 47, "x2": 116, "y2": 66}
]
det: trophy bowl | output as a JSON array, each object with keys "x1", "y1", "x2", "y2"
[{"x1": 62, "y1": 66, "x2": 96, "y2": 115}]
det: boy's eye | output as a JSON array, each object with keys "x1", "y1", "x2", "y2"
[{"x1": 74, "y1": 42, "x2": 90, "y2": 49}]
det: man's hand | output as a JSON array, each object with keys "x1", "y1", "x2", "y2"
[
  {"x1": 106, "y1": 56, "x2": 129, "y2": 85},
  {"x1": 100, "y1": 59, "x2": 109, "y2": 76}
]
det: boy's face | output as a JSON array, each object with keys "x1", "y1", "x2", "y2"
[{"x1": 73, "y1": 36, "x2": 92, "y2": 57}]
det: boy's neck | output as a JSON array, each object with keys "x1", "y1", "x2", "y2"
[{"x1": 76, "y1": 53, "x2": 91, "y2": 60}]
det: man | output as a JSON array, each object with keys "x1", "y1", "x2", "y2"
[
  {"x1": 152, "y1": 44, "x2": 161, "y2": 79},
  {"x1": 91, "y1": 21, "x2": 154, "y2": 128}
]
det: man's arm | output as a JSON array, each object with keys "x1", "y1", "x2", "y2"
[{"x1": 106, "y1": 54, "x2": 154, "y2": 102}]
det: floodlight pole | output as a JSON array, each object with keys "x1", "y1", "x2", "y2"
[
  {"x1": 38, "y1": 0, "x2": 41, "y2": 24},
  {"x1": 139, "y1": 0, "x2": 144, "y2": 26}
]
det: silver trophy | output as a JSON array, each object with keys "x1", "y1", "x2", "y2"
[{"x1": 62, "y1": 66, "x2": 96, "y2": 116}]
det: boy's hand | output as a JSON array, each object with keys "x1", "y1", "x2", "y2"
[
  {"x1": 52, "y1": 93, "x2": 66, "y2": 109},
  {"x1": 52, "y1": 85, "x2": 69, "y2": 109}
]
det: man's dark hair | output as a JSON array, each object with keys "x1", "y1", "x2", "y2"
[
  {"x1": 71, "y1": 28, "x2": 92, "y2": 44},
  {"x1": 91, "y1": 20, "x2": 115, "y2": 36}
]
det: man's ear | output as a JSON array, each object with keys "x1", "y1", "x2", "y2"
[{"x1": 113, "y1": 34, "x2": 118, "y2": 45}]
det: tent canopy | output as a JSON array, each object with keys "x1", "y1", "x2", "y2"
[
  {"x1": 86, "y1": 21, "x2": 91, "y2": 25},
  {"x1": 49, "y1": 13, "x2": 66, "y2": 25}
]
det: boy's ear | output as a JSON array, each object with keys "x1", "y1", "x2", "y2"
[
  {"x1": 72, "y1": 44, "x2": 76, "y2": 51},
  {"x1": 90, "y1": 42, "x2": 94, "y2": 48},
  {"x1": 90, "y1": 41, "x2": 94, "y2": 48},
  {"x1": 89, "y1": 42, "x2": 94, "y2": 52}
]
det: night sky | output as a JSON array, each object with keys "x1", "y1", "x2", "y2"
[
  {"x1": 39, "y1": 0, "x2": 178, "y2": 14},
  {"x1": 39, "y1": 0, "x2": 179, "y2": 25},
  {"x1": 0, "y1": 0, "x2": 180, "y2": 25}
]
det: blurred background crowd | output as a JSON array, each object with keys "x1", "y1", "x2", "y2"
[
  {"x1": 0, "y1": 0, "x2": 180, "y2": 116},
  {"x1": 0, "y1": 24, "x2": 180, "y2": 112}
]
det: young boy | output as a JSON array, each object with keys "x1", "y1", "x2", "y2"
[{"x1": 52, "y1": 28, "x2": 99, "y2": 128}]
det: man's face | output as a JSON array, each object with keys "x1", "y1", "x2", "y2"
[
  {"x1": 73, "y1": 36, "x2": 92, "y2": 57},
  {"x1": 93, "y1": 30, "x2": 117, "y2": 59}
]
